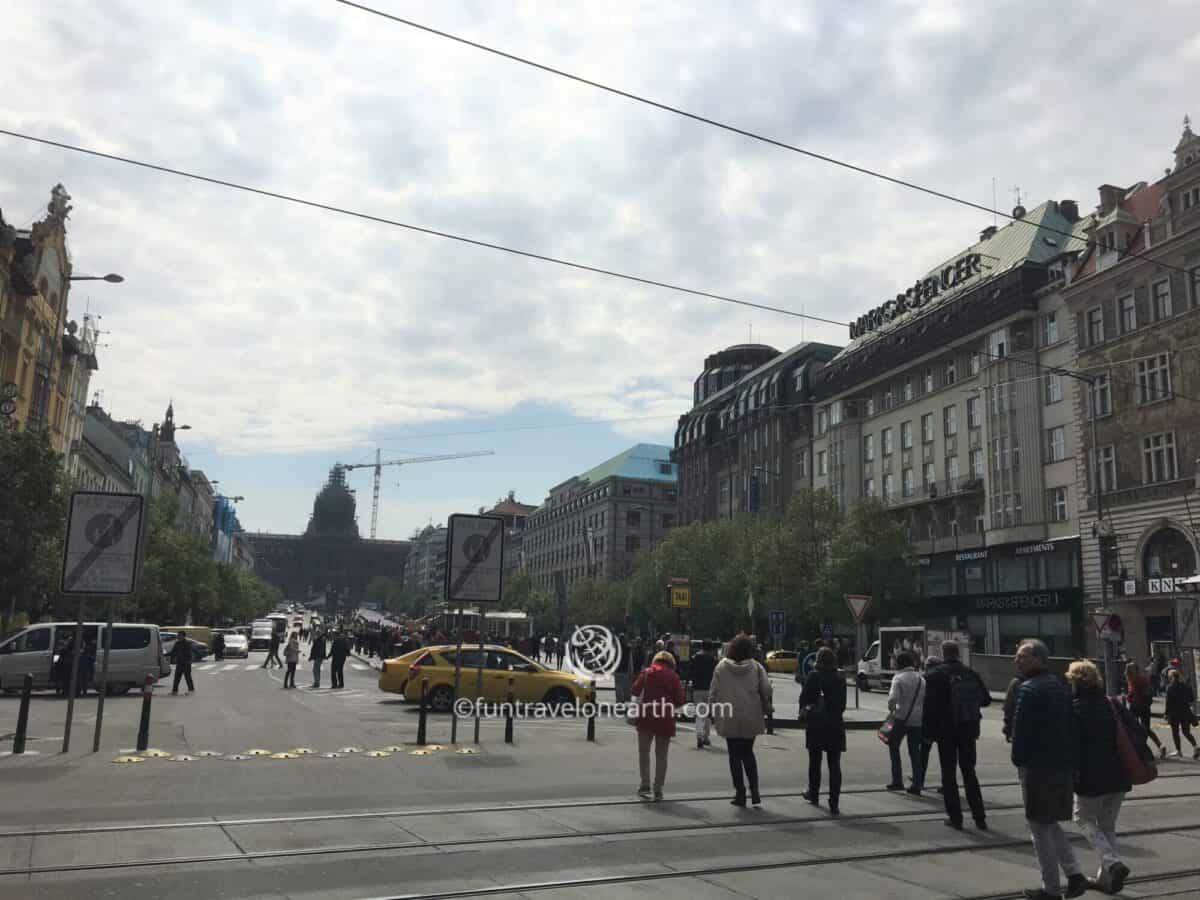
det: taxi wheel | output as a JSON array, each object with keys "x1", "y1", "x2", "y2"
[
  {"x1": 543, "y1": 687, "x2": 575, "y2": 716},
  {"x1": 427, "y1": 685, "x2": 454, "y2": 713}
]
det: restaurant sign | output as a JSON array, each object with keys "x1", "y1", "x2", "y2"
[{"x1": 850, "y1": 253, "x2": 984, "y2": 339}]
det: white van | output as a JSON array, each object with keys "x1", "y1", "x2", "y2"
[
  {"x1": 250, "y1": 619, "x2": 275, "y2": 650},
  {"x1": 0, "y1": 622, "x2": 165, "y2": 694}
]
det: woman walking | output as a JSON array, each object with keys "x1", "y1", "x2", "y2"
[
  {"x1": 1125, "y1": 661, "x2": 1166, "y2": 759},
  {"x1": 709, "y1": 634, "x2": 773, "y2": 806},
  {"x1": 1165, "y1": 668, "x2": 1199, "y2": 759},
  {"x1": 283, "y1": 634, "x2": 300, "y2": 688},
  {"x1": 1068, "y1": 659, "x2": 1132, "y2": 894},
  {"x1": 632, "y1": 650, "x2": 685, "y2": 801},
  {"x1": 799, "y1": 647, "x2": 847, "y2": 815},
  {"x1": 885, "y1": 651, "x2": 926, "y2": 794}
]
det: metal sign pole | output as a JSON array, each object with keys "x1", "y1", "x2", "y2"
[
  {"x1": 450, "y1": 604, "x2": 465, "y2": 745},
  {"x1": 92, "y1": 595, "x2": 115, "y2": 752},
  {"x1": 61, "y1": 595, "x2": 87, "y2": 753},
  {"x1": 473, "y1": 610, "x2": 486, "y2": 743}
]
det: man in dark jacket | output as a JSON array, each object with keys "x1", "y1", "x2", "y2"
[
  {"x1": 262, "y1": 629, "x2": 283, "y2": 669},
  {"x1": 309, "y1": 631, "x2": 328, "y2": 688},
  {"x1": 330, "y1": 631, "x2": 350, "y2": 689},
  {"x1": 921, "y1": 640, "x2": 990, "y2": 831},
  {"x1": 688, "y1": 641, "x2": 718, "y2": 748},
  {"x1": 170, "y1": 636, "x2": 195, "y2": 694},
  {"x1": 1012, "y1": 639, "x2": 1086, "y2": 900}
]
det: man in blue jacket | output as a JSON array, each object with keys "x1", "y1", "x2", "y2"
[{"x1": 1011, "y1": 638, "x2": 1087, "y2": 900}]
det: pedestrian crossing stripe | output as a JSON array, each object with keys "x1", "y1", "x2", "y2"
[
  {"x1": 222, "y1": 664, "x2": 239, "y2": 670},
  {"x1": 245, "y1": 665, "x2": 258, "y2": 671}
]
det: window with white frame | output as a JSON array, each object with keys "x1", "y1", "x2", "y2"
[
  {"x1": 1093, "y1": 445, "x2": 1116, "y2": 492},
  {"x1": 1090, "y1": 375, "x2": 1112, "y2": 416},
  {"x1": 864, "y1": 434, "x2": 875, "y2": 462},
  {"x1": 817, "y1": 409, "x2": 828, "y2": 434},
  {"x1": 865, "y1": 395, "x2": 875, "y2": 417},
  {"x1": 969, "y1": 448, "x2": 984, "y2": 479},
  {"x1": 923, "y1": 368, "x2": 934, "y2": 394},
  {"x1": 882, "y1": 427, "x2": 894, "y2": 456},
  {"x1": 1041, "y1": 312, "x2": 1058, "y2": 345},
  {"x1": 796, "y1": 450, "x2": 808, "y2": 478},
  {"x1": 1048, "y1": 487, "x2": 1068, "y2": 522},
  {"x1": 921, "y1": 413, "x2": 934, "y2": 443},
  {"x1": 969, "y1": 352, "x2": 981, "y2": 375},
  {"x1": 830, "y1": 400, "x2": 842, "y2": 426},
  {"x1": 923, "y1": 462, "x2": 935, "y2": 487},
  {"x1": 817, "y1": 450, "x2": 828, "y2": 476},
  {"x1": 901, "y1": 421, "x2": 913, "y2": 450},
  {"x1": 946, "y1": 455, "x2": 959, "y2": 485},
  {"x1": 902, "y1": 378, "x2": 914, "y2": 402},
  {"x1": 883, "y1": 388, "x2": 894, "y2": 410},
  {"x1": 883, "y1": 472, "x2": 894, "y2": 501},
  {"x1": 1118, "y1": 294, "x2": 1136, "y2": 334},
  {"x1": 1152, "y1": 279, "x2": 1173, "y2": 320},
  {"x1": 945, "y1": 358, "x2": 957, "y2": 385},
  {"x1": 944, "y1": 405, "x2": 957, "y2": 436},
  {"x1": 1142, "y1": 432, "x2": 1177, "y2": 483},
  {"x1": 1136, "y1": 353, "x2": 1172, "y2": 404},
  {"x1": 1087, "y1": 307, "x2": 1105, "y2": 345},
  {"x1": 902, "y1": 468, "x2": 914, "y2": 497},
  {"x1": 863, "y1": 477, "x2": 875, "y2": 498},
  {"x1": 1046, "y1": 426, "x2": 1066, "y2": 462},
  {"x1": 967, "y1": 396, "x2": 981, "y2": 429},
  {"x1": 1041, "y1": 372, "x2": 1060, "y2": 405},
  {"x1": 988, "y1": 327, "x2": 1008, "y2": 360}
]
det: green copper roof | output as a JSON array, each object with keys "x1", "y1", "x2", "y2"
[{"x1": 578, "y1": 443, "x2": 677, "y2": 485}]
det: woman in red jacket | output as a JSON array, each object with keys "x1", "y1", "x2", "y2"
[{"x1": 632, "y1": 650, "x2": 685, "y2": 801}]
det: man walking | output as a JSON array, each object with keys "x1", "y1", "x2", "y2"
[
  {"x1": 330, "y1": 631, "x2": 350, "y2": 689},
  {"x1": 309, "y1": 630, "x2": 328, "y2": 688},
  {"x1": 922, "y1": 639, "x2": 990, "y2": 831},
  {"x1": 170, "y1": 634, "x2": 195, "y2": 694},
  {"x1": 688, "y1": 640, "x2": 717, "y2": 748},
  {"x1": 262, "y1": 628, "x2": 283, "y2": 669},
  {"x1": 1012, "y1": 639, "x2": 1088, "y2": 900}
]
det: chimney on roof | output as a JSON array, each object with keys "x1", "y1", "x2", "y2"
[
  {"x1": 1097, "y1": 185, "x2": 1123, "y2": 216},
  {"x1": 1059, "y1": 199, "x2": 1079, "y2": 223},
  {"x1": 979, "y1": 225, "x2": 998, "y2": 242}
]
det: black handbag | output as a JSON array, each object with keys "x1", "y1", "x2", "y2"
[{"x1": 877, "y1": 678, "x2": 923, "y2": 747}]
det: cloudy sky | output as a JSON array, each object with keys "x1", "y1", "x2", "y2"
[{"x1": 2, "y1": 0, "x2": 1195, "y2": 539}]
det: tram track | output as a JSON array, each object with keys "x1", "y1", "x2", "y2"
[
  {"x1": 4, "y1": 784, "x2": 1200, "y2": 879},
  {"x1": 5, "y1": 768, "x2": 1199, "y2": 840}
]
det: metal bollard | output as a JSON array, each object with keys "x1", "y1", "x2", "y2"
[
  {"x1": 135, "y1": 675, "x2": 154, "y2": 752},
  {"x1": 504, "y1": 677, "x2": 514, "y2": 744},
  {"x1": 586, "y1": 679, "x2": 596, "y2": 742},
  {"x1": 416, "y1": 678, "x2": 428, "y2": 746},
  {"x1": 13, "y1": 674, "x2": 33, "y2": 755}
]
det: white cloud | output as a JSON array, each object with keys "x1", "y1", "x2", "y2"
[{"x1": 1, "y1": 0, "x2": 1194, "y2": 492}]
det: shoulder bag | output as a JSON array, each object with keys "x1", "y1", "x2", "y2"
[
  {"x1": 1109, "y1": 698, "x2": 1157, "y2": 785},
  {"x1": 878, "y1": 677, "x2": 924, "y2": 747}
]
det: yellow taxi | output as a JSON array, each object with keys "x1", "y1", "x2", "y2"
[
  {"x1": 379, "y1": 644, "x2": 592, "y2": 712},
  {"x1": 764, "y1": 650, "x2": 800, "y2": 674}
]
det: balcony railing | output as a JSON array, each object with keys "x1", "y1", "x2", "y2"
[
  {"x1": 1087, "y1": 477, "x2": 1194, "y2": 511},
  {"x1": 878, "y1": 477, "x2": 984, "y2": 507}
]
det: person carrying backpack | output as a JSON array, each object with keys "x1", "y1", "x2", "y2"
[{"x1": 921, "y1": 639, "x2": 991, "y2": 831}]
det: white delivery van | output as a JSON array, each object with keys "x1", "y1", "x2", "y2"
[
  {"x1": 856, "y1": 626, "x2": 971, "y2": 692},
  {"x1": 0, "y1": 622, "x2": 165, "y2": 694},
  {"x1": 250, "y1": 619, "x2": 275, "y2": 650}
]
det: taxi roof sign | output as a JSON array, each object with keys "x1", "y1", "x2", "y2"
[{"x1": 60, "y1": 491, "x2": 145, "y2": 595}]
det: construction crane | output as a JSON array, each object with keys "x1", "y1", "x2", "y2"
[{"x1": 340, "y1": 449, "x2": 495, "y2": 539}]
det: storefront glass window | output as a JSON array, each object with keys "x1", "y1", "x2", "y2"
[
  {"x1": 963, "y1": 616, "x2": 987, "y2": 653},
  {"x1": 995, "y1": 556, "x2": 1031, "y2": 591},
  {"x1": 922, "y1": 563, "x2": 954, "y2": 597},
  {"x1": 999, "y1": 612, "x2": 1071, "y2": 656},
  {"x1": 960, "y1": 563, "x2": 987, "y2": 593}
]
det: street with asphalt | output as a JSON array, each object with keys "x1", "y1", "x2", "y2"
[{"x1": 1, "y1": 620, "x2": 1199, "y2": 899}]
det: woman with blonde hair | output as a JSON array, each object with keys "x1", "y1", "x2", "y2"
[
  {"x1": 1067, "y1": 659, "x2": 1133, "y2": 893},
  {"x1": 632, "y1": 649, "x2": 685, "y2": 801}
]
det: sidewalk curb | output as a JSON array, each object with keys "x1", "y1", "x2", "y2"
[{"x1": 353, "y1": 653, "x2": 383, "y2": 672}]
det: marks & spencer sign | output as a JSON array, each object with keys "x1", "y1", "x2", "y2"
[{"x1": 850, "y1": 253, "x2": 983, "y2": 339}]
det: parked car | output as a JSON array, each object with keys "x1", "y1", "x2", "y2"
[
  {"x1": 764, "y1": 650, "x2": 800, "y2": 674},
  {"x1": 0, "y1": 622, "x2": 165, "y2": 694}
]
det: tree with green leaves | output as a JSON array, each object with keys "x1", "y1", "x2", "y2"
[{"x1": 0, "y1": 428, "x2": 70, "y2": 633}]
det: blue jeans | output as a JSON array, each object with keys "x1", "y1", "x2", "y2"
[
  {"x1": 311, "y1": 659, "x2": 323, "y2": 687},
  {"x1": 889, "y1": 725, "x2": 924, "y2": 790}
]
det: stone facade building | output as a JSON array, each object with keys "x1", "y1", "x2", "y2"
[
  {"x1": 1062, "y1": 119, "x2": 1200, "y2": 660},
  {"x1": 671, "y1": 342, "x2": 841, "y2": 523},
  {"x1": 810, "y1": 199, "x2": 1089, "y2": 655},
  {"x1": 482, "y1": 492, "x2": 537, "y2": 576},
  {"x1": 524, "y1": 443, "x2": 678, "y2": 596},
  {"x1": 403, "y1": 524, "x2": 448, "y2": 603},
  {"x1": 249, "y1": 465, "x2": 410, "y2": 609}
]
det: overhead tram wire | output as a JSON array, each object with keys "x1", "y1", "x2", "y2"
[
  {"x1": 337, "y1": 1, "x2": 1200, "y2": 282},
  {"x1": 0, "y1": 129, "x2": 844, "y2": 329}
]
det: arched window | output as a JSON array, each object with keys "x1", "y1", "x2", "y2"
[{"x1": 1143, "y1": 528, "x2": 1197, "y2": 579}]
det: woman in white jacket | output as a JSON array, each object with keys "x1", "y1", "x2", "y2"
[
  {"x1": 885, "y1": 651, "x2": 926, "y2": 794},
  {"x1": 709, "y1": 634, "x2": 774, "y2": 806}
]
